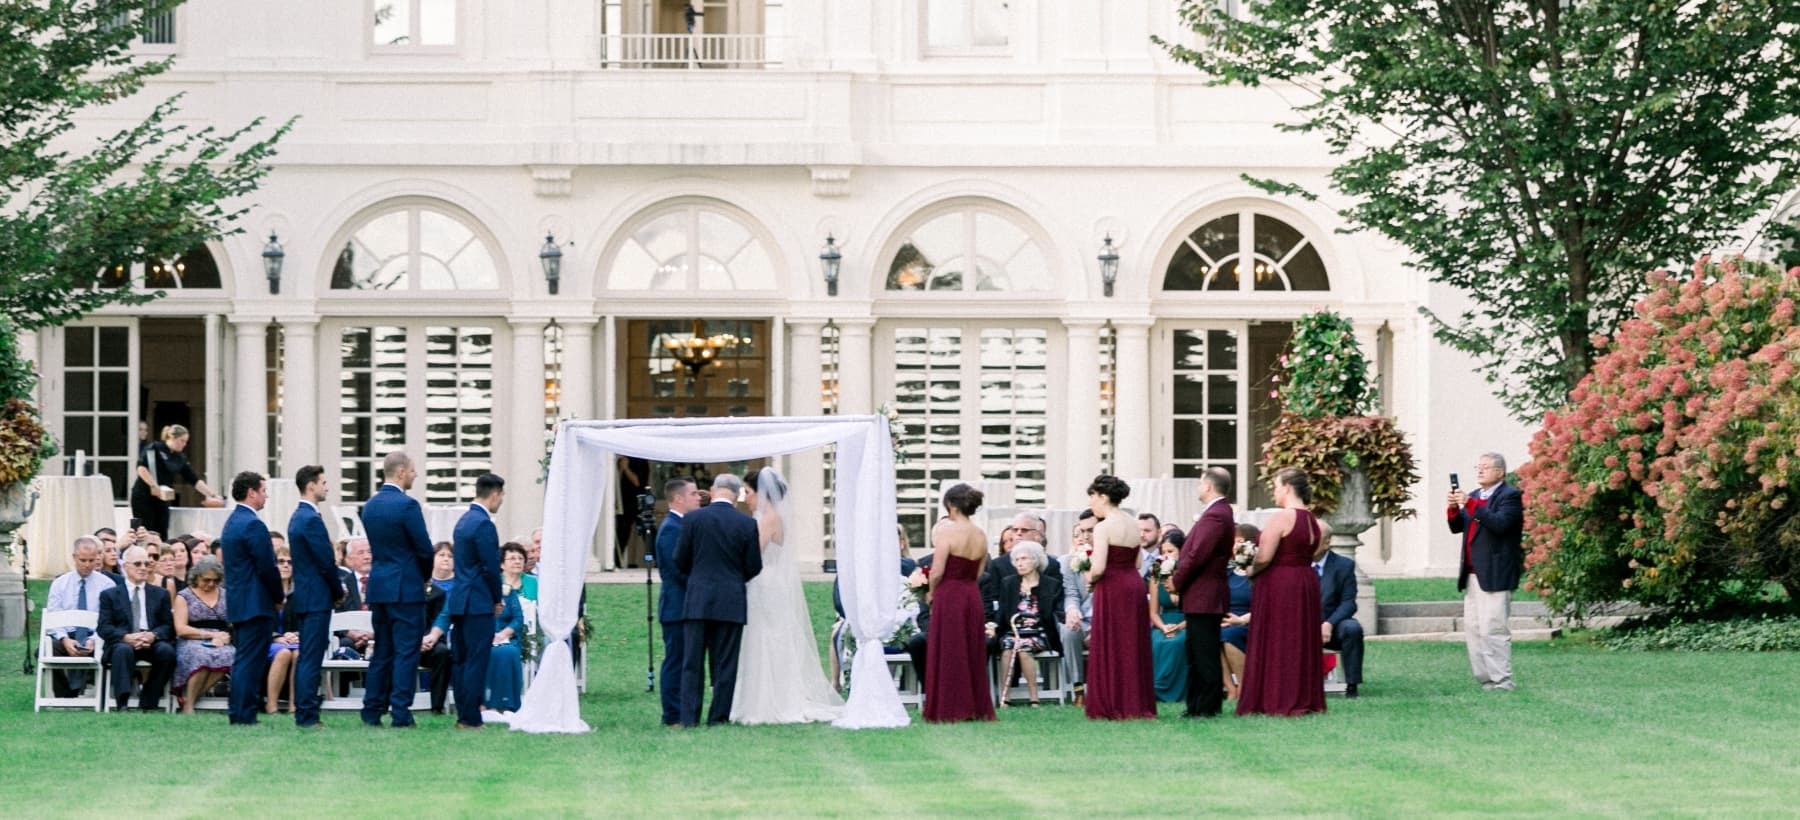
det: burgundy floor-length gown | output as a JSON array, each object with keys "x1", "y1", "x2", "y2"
[
  {"x1": 1085, "y1": 545, "x2": 1156, "y2": 719},
  {"x1": 1237, "y1": 509, "x2": 1327, "y2": 717},
  {"x1": 922, "y1": 554, "x2": 996, "y2": 723}
]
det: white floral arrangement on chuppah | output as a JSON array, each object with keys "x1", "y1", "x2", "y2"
[{"x1": 877, "y1": 402, "x2": 908, "y2": 463}]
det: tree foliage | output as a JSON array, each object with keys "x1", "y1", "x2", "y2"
[
  {"x1": 0, "y1": 0, "x2": 291, "y2": 332},
  {"x1": 1160, "y1": 0, "x2": 1800, "y2": 419},
  {"x1": 1519, "y1": 258, "x2": 1800, "y2": 616}
]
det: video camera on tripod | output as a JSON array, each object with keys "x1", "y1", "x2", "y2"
[
  {"x1": 635, "y1": 489, "x2": 658, "y2": 692},
  {"x1": 634, "y1": 491, "x2": 657, "y2": 561}
]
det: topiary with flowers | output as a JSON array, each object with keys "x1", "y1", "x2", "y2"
[
  {"x1": 1260, "y1": 310, "x2": 1417, "y2": 518},
  {"x1": 1521, "y1": 257, "x2": 1800, "y2": 617}
]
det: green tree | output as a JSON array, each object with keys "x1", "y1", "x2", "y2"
[
  {"x1": 0, "y1": 0, "x2": 291, "y2": 336},
  {"x1": 1159, "y1": 1, "x2": 1800, "y2": 419}
]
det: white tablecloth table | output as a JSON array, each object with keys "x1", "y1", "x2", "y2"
[{"x1": 17, "y1": 476, "x2": 115, "y2": 578}]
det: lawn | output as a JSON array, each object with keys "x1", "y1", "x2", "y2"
[{"x1": 2, "y1": 581, "x2": 1795, "y2": 817}]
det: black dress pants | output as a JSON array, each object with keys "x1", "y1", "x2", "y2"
[{"x1": 1183, "y1": 612, "x2": 1224, "y2": 717}]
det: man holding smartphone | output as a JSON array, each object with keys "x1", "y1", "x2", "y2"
[{"x1": 1447, "y1": 453, "x2": 1525, "y2": 691}]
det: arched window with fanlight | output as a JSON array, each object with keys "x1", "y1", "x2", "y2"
[
  {"x1": 884, "y1": 204, "x2": 1053, "y2": 293},
  {"x1": 605, "y1": 201, "x2": 779, "y2": 292},
  {"x1": 1162, "y1": 212, "x2": 1330, "y2": 293},
  {"x1": 329, "y1": 205, "x2": 502, "y2": 292}
]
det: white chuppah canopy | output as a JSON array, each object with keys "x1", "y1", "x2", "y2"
[{"x1": 508, "y1": 415, "x2": 910, "y2": 734}]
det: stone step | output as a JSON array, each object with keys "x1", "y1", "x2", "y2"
[
  {"x1": 1369, "y1": 627, "x2": 1562, "y2": 643},
  {"x1": 1378, "y1": 600, "x2": 1552, "y2": 618},
  {"x1": 1378, "y1": 615, "x2": 1549, "y2": 634}
]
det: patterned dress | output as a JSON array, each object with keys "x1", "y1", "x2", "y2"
[{"x1": 174, "y1": 588, "x2": 236, "y2": 689}]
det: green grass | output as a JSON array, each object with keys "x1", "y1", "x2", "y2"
[
  {"x1": 1372, "y1": 576, "x2": 1540, "y2": 603},
  {"x1": 3, "y1": 581, "x2": 1795, "y2": 817}
]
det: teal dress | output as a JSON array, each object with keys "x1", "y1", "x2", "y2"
[
  {"x1": 485, "y1": 589, "x2": 526, "y2": 712},
  {"x1": 1149, "y1": 584, "x2": 1188, "y2": 703}
]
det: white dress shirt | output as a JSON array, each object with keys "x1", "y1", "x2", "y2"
[{"x1": 45, "y1": 570, "x2": 116, "y2": 639}]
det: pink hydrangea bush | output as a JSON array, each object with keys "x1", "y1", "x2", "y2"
[{"x1": 1521, "y1": 257, "x2": 1800, "y2": 616}]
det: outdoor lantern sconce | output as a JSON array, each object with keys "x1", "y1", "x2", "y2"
[
  {"x1": 539, "y1": 231, "x2": 564, "y2": 295},
  {"x1": 819, "y1": 234, "x2": 842, "y2": 297},
  {"x1": 261, "y1": 231, "x2": 285, "y2": 295},
  {"x1": 1098, "y1": 235, "x2": 1120, "y2": 298}
]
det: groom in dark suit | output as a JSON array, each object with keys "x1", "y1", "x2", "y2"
[
  {"x1": 1170, "y1": 466, "x2": 1234, "y2": 718},
  {"x1": 674, "y1": 473, "x2": 763, "y2": 727}
]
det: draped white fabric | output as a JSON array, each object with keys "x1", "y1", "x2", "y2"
[{"x1": 508, "y1": 415, "x2": 909, "y2": 734}]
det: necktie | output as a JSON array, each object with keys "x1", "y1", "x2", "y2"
[
  {"x1": 359, "y1": 575, "x2": 368, "y2": 610},
  {"x1": 131, "y1": 585, "x2": 144, "y2": 631},
  {"x1": 78, "y1": 577, "x2": 87, "y2": 610},
  {"x1": 1315, "y1": 563, "x2": 1324, "y2": 578}
]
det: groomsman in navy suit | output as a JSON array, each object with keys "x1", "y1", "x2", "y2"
[
  {"x1": 674, "y1": 474, "x2": 762, "y2": 727},
  {"x1": 448, "y1": 473, "x2": 506, "y2": 729},
  {"x1": 359, "y1": 451, "x2": 436, "y2": 727},
  {"x1": 654, "y1": 476, "x2": 704, "y2": 726},
  {"x1": 221, "y1": 472, "x2": 284, "y2": 725},
  {"x1": 288, "y1": 465, "x2": 346, "y2": 727}
]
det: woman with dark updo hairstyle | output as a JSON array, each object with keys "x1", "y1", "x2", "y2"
[
  {"x1": 1236, "y1": 466, "x2": 1332, "y2": 717},
  {"x1": 1082, "y1": 474, "x2": 1155, "y2": 720},
  {"x1": 922, "y1": 483, "x2": 995, "y2": 722}
]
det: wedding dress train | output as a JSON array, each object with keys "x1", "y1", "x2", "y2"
[{"x1": 731, "y1": 470, "x2": 843, "y2": 725}]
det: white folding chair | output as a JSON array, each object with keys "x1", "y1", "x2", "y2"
[
  {"x1": 328, "y1": 504, "x2": 365, "y2": 542},
  {"x1": 321, "y1": 610, "x2": 373, "y2": 710},
  {"x1": 104, "y1": 658, "x2": 180, "y2": 713},
  {"x1": 36, "y1": 611, "x2": 104, "y2": 712},
  {"x1": 1324, "y1": 649, "x2": 1347, "y2": 695}
]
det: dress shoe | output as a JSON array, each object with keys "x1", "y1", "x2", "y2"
[
  {"x1": 454, "y1": 722, "x2": 484, "y2": 730},
  {"x1": 362, "y1": 720, "x2": 385, "y2": 728},
  {"x1": 1345, "y1": 684, "x2": 1359, "y2": 699}
]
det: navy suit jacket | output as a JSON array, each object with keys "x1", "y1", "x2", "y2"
[
  {"x1": 654, "y1": 511, "x2": 688, "y2": 624},
  {"x1": 1172, "y1": 499, "x2": 1234, "y2": 615},
  {"x1": 361, "y1": 484, "x2": 434, "y2": 605},
  {"x1": 221, "y1": 504, "x2": 283, "y2": 624},
  {"x1": 1449, "y1": 482, "x2": 1526, "y2": 593},
  {"x1": 287, "y1": 501, "x2": 345, "y2": 614},
  {"x1": 448, "y1": 503, "x2": 503, "y2": 616},
  {"x1": 97, "y1": 582, "x2": 174, "y2": 645},
  {"x1": 673, "y1": 500, "x2": 762, "y2": 624},
  {"x1": 1318, "y1": 551, "x2": 1358, "y2": 628}
]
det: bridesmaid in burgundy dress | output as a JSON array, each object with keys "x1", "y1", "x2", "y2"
[
  {"x1": 1083, "y1": 475, "x2": 1157, "y2": 720},
  {"x1": 922, "y1": 484, "x2": 996, "y2": 723},
  {"x1": 1237, "y1": 467, "x2": 1332, "y2": 717}
]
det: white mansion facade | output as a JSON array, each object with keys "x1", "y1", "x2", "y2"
[{"x1": 21, "y1": 0, "x2": 1531, "y2": 574}]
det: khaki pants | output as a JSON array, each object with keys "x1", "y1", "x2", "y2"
[{"x1": 1464, "y1": 574, "x2": 1513, "y2": 690}]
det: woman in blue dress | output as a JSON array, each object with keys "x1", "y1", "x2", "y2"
[
  {"x1": 1220, "y1": 524, "x2": 1258, "y2": 701},
  {"x1": 1147, "y1": 536, "x2": 1188, "y2": 703},
  {"x1": 486, "y1": 543, "x2": 529, "y2": 713}
]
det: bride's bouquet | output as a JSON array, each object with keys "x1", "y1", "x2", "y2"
[
  {"x1": 1071, "y1": 544, "x2": 1094, "y2": 573},
  {"x1": 1231, "y1": 538, "x2": 1257, "y2": 573}
]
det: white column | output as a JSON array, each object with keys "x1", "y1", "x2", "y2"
[
  {"x1": 560, "y1": 320, "x2": 596, "y2": 421},
  {"x1": 1112, "y1": 320, "x2": 1152, "y2": 481},
  {"x1": 1063, "y1": 320, "x2": 1104, "y2": 504},
  {"x1": 836, "y1": 319, "x2": 874, "y2": 415},
  {"x1": 204, "y1": 313, "x2": 224, "y2": 486},
  {"x1": 786, "y1": 321, "x2": 827, "y2": 569},
  {"x1": 231, "y1": 320, "x2": 269, "y2": 479},
  {"x1": 510, "y1": 319, "x2": 548, "y2": 543},
  {"x1": 1352, "y1": 319, "x2": 1384, "y2": 409},
  {"x1": 280, "y1": 321, "x2": 319, "y2": 476}
]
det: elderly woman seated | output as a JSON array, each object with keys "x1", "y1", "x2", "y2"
[
  {"x1": 434, "y1": 542, "x2": 528, "y2": 714},
  {"x1": 994, "y1": 541, "x2": 1064, "y2": 706},
  {"x1": 173, "y1": 557, "x2": 235, "y2": 713}
]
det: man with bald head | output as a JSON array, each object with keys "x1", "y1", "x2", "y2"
[
  {"x1": 45, "y1": 536, "x2": 117, "y2": 696},
  {"x1": 357, "y1": 451, "x2": 435, "y2": 728}
]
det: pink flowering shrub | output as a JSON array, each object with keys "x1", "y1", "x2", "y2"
[{"x1": 1521, "y1": 258, "x2": 1800, "y2": 615}]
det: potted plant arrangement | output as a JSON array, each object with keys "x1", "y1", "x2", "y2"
[
  {"x1": 1, "y1": 316, "x2": 59, "y2": 638},
  {"x1": 1259, "y1": 310, "x2": 1418, "y2": 633}
]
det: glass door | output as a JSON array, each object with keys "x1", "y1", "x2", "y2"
[
  {"x1": 59, "y1": 321, "x2": 138, "y2": 501},
  {"x1": 1158, "y1": 323, "x2": 1248, "y2": 503}
]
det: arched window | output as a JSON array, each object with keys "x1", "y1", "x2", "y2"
[
  {"x1": 885, "y1": 205, "x2": 1051, "y2": 292},
  {"x1": 99, "y1": 245, "x2": 222, "y2": 289},
  {"x1": 607, "y1": 203, "x2": 778, "y2": 291},
  {"x1": 1163, "y1": 212, "x2": 1329, "y2": 292},
  {"x1": 330, "y1": 205, "x2": 501, "y2": 291}
]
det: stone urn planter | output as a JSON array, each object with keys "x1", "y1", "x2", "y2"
[
  {"x1": 1320, "y1": 466, "x2": 1379, "y2": 636},
  {"x1": 0, "y1": 482, "x2": 38, "y2": 639}
]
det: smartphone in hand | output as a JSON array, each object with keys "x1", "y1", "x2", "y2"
[{"x1": 1449, "y1": 473, "x2": 1460, "y2": 491}]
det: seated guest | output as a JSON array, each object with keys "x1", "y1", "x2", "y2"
[
  {"x1": 269, "y1": 532, "x2": 287, "y2": 552},
  {"x1": 98, "y1": 546, "x2": 177, "y2": 711},
  {"x1": 1316, "y1": 547, "x2": 1365, "y2": 698},
  {"x1": 510, "y1": 540, "x2": 537, "y2": 602},
  {"x1": 904, "y1": 554, "x2": 932, "y2": 684},
  {"x1": 333, "y1": 537, "x2": 349, "y2": 569},
  {"x1": 1057, "y1": 511, "x2": 1097, "y2": 705},
  {"x1": 266, "y1": 545, "x2": 302, "y2": 714},
  {"x1": 155, "y1": 541, "x2": 188, "y2": 597},
  {"x1": 1220, "y1": 524, "x2": 1258, "y2": 700},
  {"x1": 486, "y1": 543, "x2": 530, "y2": 714},
  {"x1": 1137, "y1": 513, "x2": 1163, "y2": 577},
  {"x1": 95, "y1": 528, "x2": 125, "y2": 586},
  {"x1": 335, "y1": 536, "x2": 373, "y2": 654},
  {"x1": 46, "y1": 536, "x2": 117, "y2": 696},
  {"x1": 189, "y1": 531, "x2": 214, "y2": 559},
  {"x1": 996, "y1": 541, "x2": 1063, "y2": 707},
  {"x1": 419, "y1": 542, "x2": 457, "y2": 715},
  {"x1": 173, "y1": 557, "x2": 235, "y2": 714},
  {"x1": 1148, "y1": 534, "x2": 1188, "y2": 703}
]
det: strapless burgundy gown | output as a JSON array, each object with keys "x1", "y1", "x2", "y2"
[
  {"x1": 1237, "y1": 509, "x2": 1326, "y2": 717},
  {"x1": 1086, "y1": 545, "x2": 1156, "y2": 719},
  {"x1": 922, "y1": 554, "x2": 996, "y2": 722}
]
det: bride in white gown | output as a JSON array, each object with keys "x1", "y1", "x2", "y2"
[{"x1": 731, "y1": 466, "x2": 844, "y2": 724}]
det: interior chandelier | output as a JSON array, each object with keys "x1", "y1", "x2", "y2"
[{"x1": 664, "y1": 319, "x2": 740, "y2": 376}]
